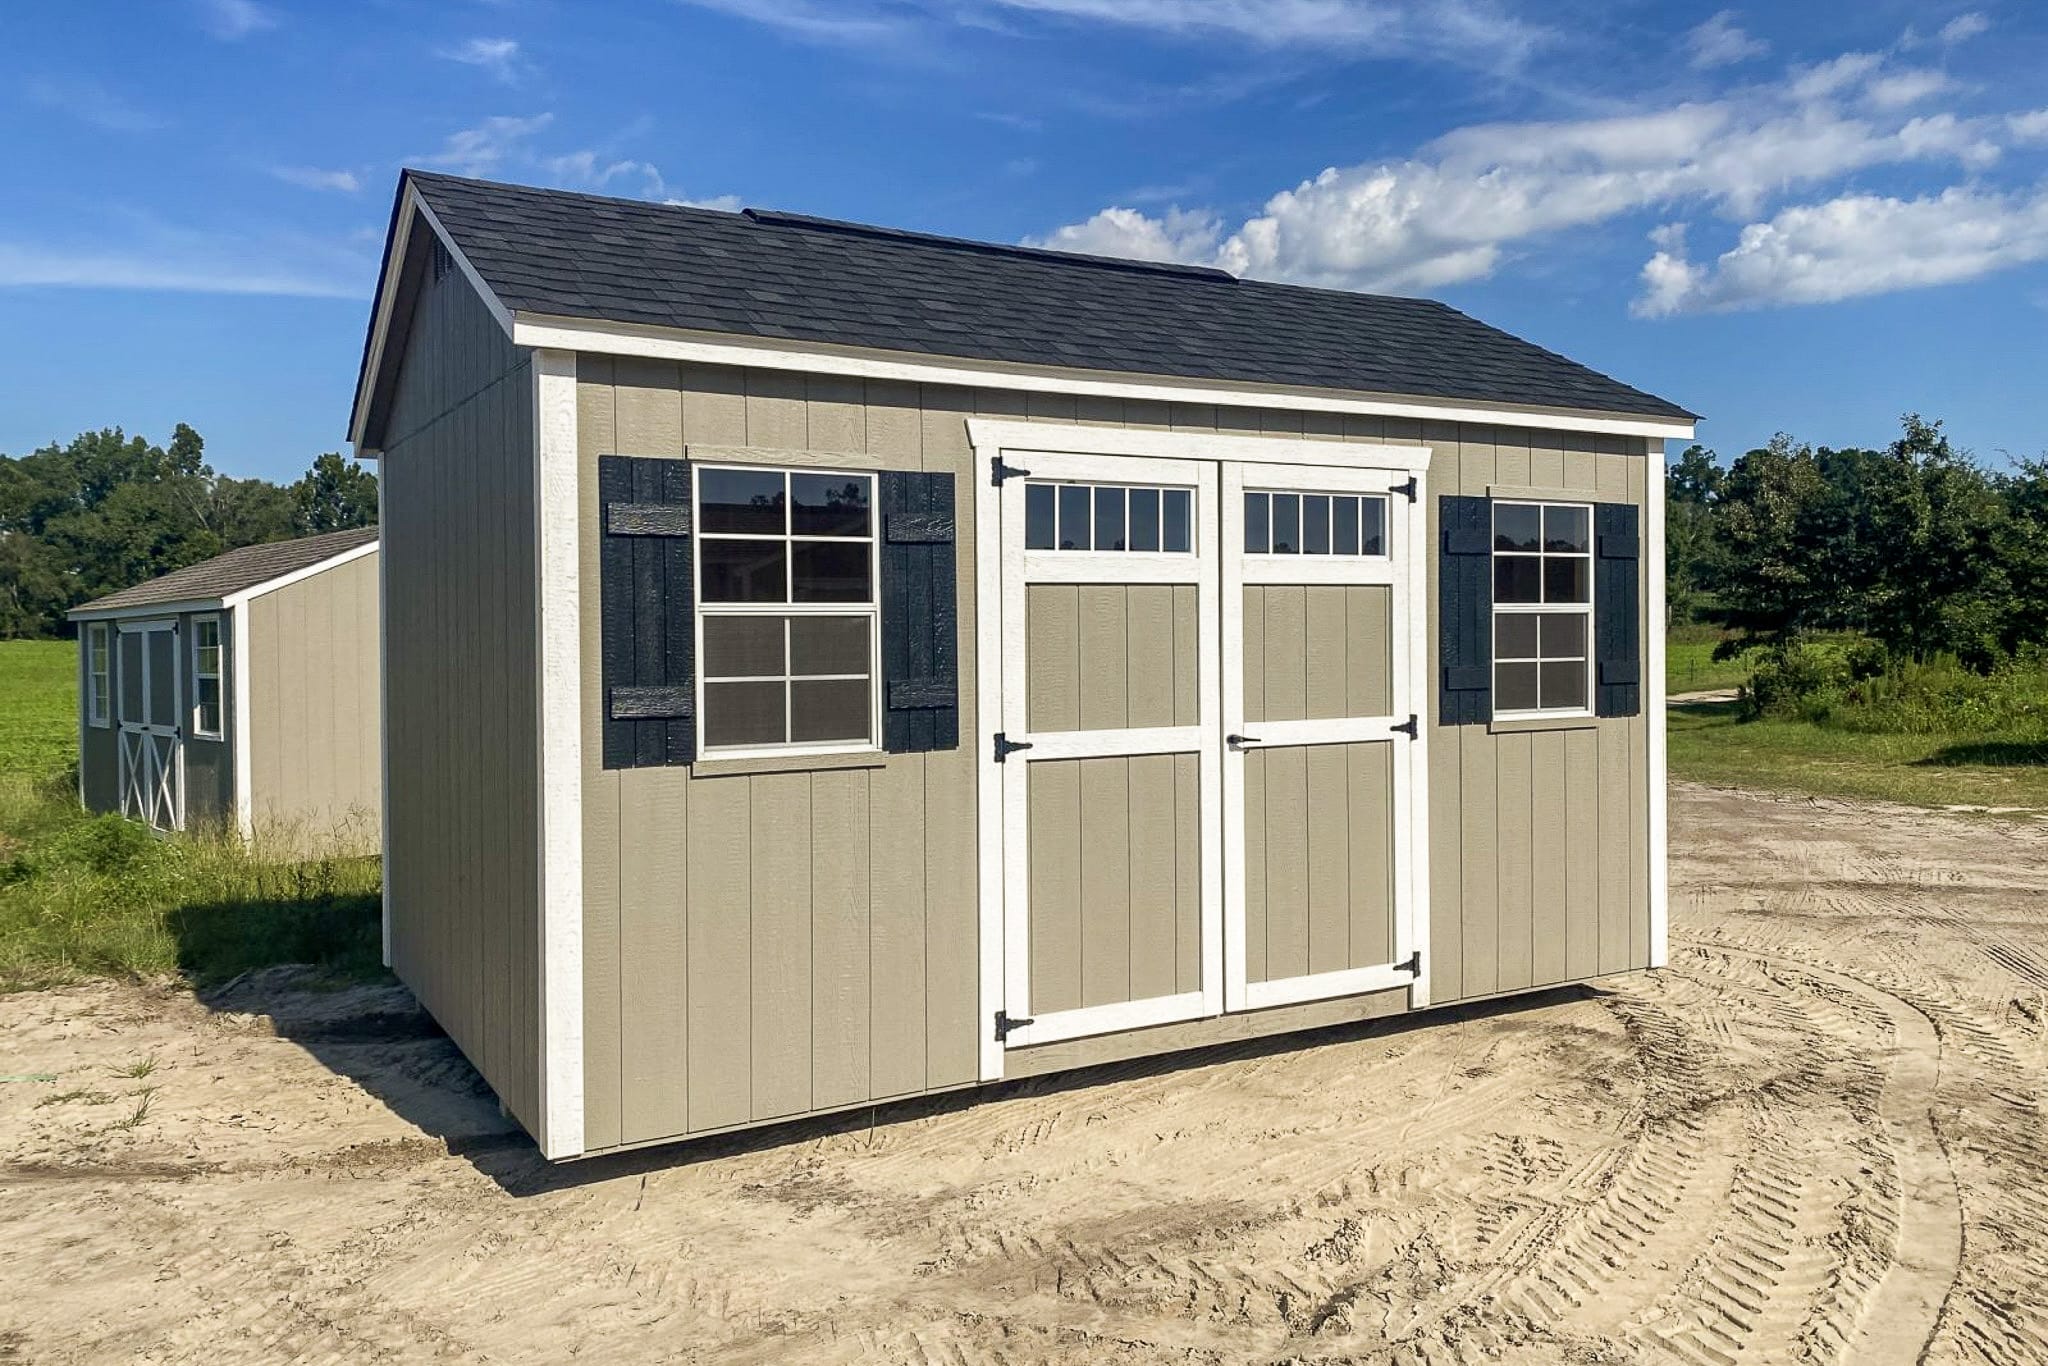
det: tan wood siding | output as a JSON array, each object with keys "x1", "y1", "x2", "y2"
[
  {"x1": 1243, "y1": 740, "x2": 1394, "y2": 982},
  {"x1": 1026, "y1": 583, "x2": 1198, "y2": 732},
  {"x1": 1242, "y1": 585, "x2": 1391, "y2": 724},
  {"x1": 380, "y1": 253, "x2": 541, "y2": 1138}
]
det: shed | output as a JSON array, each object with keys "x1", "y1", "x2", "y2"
[
  {"x1": 351, "y1": 170, "x2": 1696, "y2": 1160},
  {"x1": 67, "y1": 526, "x2": 382, "y2": 851}
]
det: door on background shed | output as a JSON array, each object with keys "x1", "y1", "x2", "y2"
[
  {"x1": 1221, "y1": 463, "x2": 1425, "y2": 1011},
  {"x1": 115, "y1": 619, "x2": 184, "y2": 832},
  {"x1": 995, "y1": 451, "x2": 1223, "y2": 1047}
]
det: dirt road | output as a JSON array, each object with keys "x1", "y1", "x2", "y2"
[{"x1": 4, "y1": 783, "x2": 2047, "y2": 1364}]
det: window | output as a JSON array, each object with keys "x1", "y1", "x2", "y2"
[
  {"x1": 696, "y1": 467, "x2": 878, "y2": 753},
  {"x1": 192, "y1": 616, "x2": 224, "y2": 738},
  {"x1": 1243, "y1": 491, "x2": 1387, "y2": 556},
  {"x1": 1492, "y1": 501, "x2": 1592, "y2": 714},
  {"x1": 1023, "y1": 481, "x2": 1193, "y2": 553},
  {"x1": 86, "y1": 623, "x2": 111, "y2": 727}
]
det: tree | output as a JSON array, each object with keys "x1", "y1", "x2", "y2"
[
  {"x1": 291, "y1": 453, "x2": 378, "y2": 533},
  {"x1": 1665, "y1": 444, "x2": 1723, "y2": 625}
]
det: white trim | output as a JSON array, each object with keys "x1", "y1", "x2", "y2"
[
  {"x1": 1000, "y1": 991, "x2": 1212, "y2": 1048},
  {"x1": 1646, "y1": 440, "x2": 1669, "y2": 970},
  {"x1": 1243, "y1": 962, "x2": 1417, "y2": 1011},
  {"x1": 974, "y1": 446, "x2": 1006, "y2": 1082},
  {"x1": 970, "y1": 420, "x2": 1441, "y2": 471},
  {"x1": 521, "y1": 318, "x2": 1699, "y2": 442},
  {"x1": 533, "y1": 348, "x2": 585, "y2": 1158},
  {"x1": 231, "y1": 606, "x2": 253, "y2": 840},
  {"x1": 225, "y1": 540, "x2": 380, "y2": 609},
  {"x1": 189, "y1": 614, "x2": 224, "y2": 741},
  {"x1": 414, "y1": 193, "x2": 516, "y2": 338},
  {"x1": 1022, "y1": 553, "x2": 1202, "y2": 585},
  {"x1": 84, "y1": 621, "x2": 112, "y2": 728},
  {"x1": 377, "y1": 519, "x2": 390, "y2": 966},
  {"x1": 1402, "y1": 477, "x2": 1432, "y2": 1007},
  {"x1": 71, "y1": 596, "x2": 225, "y2": 623}
]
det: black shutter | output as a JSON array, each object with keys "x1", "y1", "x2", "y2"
[
  {"x1": 1594, "y1": 502, "x2": 1642, "y2": 718},
  {"x1": 879, "y1": 470, "x2": 959, "y2": 753},
  {"x1": 599, "y1": 456, "x2": 695, "y2": 769},
  {"x1": 1439, "y1": 494, "x2": 1492, "y2": 725}
]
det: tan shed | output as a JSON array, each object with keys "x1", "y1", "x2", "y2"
[
  {"x1": 350, "y1": 171, "x2": 1697, "y2": 1160},
  {"x1": 68, "y1": 527, "x2": 381, "y2": 853}
]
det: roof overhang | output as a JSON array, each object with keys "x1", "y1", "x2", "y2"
[{"x1": 67, "y1": 538, "x2": 379, "y2": 622}]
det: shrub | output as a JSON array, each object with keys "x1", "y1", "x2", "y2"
[{"x1": 1743, "y1": 637, "x2": 1881, "y2": 722}]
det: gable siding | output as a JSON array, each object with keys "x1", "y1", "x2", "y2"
[
  {"x1": 576, "y1": 359, "x2": 1656, "y2": 1153},
  {"x1": 379, "y1": 249, "x2": 543, "y2": 1136}
]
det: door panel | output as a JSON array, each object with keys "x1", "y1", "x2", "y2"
[
  {"x1": 115, "y1": 621, "x2": 183, "y2": 832},
  {"x1": 1241, "y1": 741, "x2": 1394, "y2": 985}
]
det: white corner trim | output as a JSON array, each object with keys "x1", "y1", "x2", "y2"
[
  {"x1": 972, "y1": 435, "x2": 1006, "y2": 1083},
  {"x1": 516, "y1": 313, "x2": 1698, "y2": 443},
  {"x1": 376, "y1": 520, "x2": 391, "y2": 969},
  {"x1": 230, "y1": 607, "x2": 254, "y2": 841},
  {"x1": 533, "y1": 348, "x2": 585, "y2": 1158},
  {"x1": 1646, "y1": 440, "x2": 1670, "y2": 970}
]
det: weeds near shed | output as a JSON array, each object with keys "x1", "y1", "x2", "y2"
[
  {"x1": 36, "y1": 1089, "x2": 114, "y2": 1109},
  {"x1": 113, "y1": 1056, "x2": 158, "y2": 1080},
  {"x1": 107, "y1": 1088, "x2": 156, "y2": 1132}
]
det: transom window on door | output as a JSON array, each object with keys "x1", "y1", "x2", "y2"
[
  {"x1": 1493, "y1": 501, "x2": 1592, "y2": 714},
  {"x1": 696, "y1": 467, "x2": 878, "y2": 752},
  {"x1": 1024, "y1": 481, "x2": 1194, "y2": 552},
  {"x1": 1243, "y1": 490, "x2": 1387, "y2": 556}
]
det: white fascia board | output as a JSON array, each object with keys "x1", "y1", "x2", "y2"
[
  {"x1": 70, "y1": 597, "x2": 225, "y2": 623},
  {"x1": 231, "y1": 604, "x2": 254, "y2": 841},
  {"x1": 514, "y1": 312, "x2": 1698, "y2": 443},
  {"x1": 347, "y1": 182, "x2": 517, "y2": 451},
  {"x1": 222, "y1": 540, "x2": 380, "y2": 609},
  {"x1": 966, "y1": 418, "x2": 1436, "y2": 472}
]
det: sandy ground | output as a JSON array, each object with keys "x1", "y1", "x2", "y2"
[{"x1": 3, "y1": 784, "x2": 2047, "y2": 1365}]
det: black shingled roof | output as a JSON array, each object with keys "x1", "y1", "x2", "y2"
[
  {"x1": 69, "y1": 527, "x2": 378, "y2": 615},
  {"x1": 396, "y1": 171, "x2": 1695, "y2": 424}
]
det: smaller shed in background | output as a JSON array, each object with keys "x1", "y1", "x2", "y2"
[{"x1": 67, "y1": 526, "x2": 381, "y2": 853}]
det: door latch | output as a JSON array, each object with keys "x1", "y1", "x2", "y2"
[
  {"x1": 1390, "y1": 714, "x2": 1419, "y2": 739},
  {"x1": 1226, "y1": 733, "x2": 1262, "y2": 750},
  {"x1": 994, "y1": 732, "x2": 1034, "y2": 763},
  {"x1": 994, "y1": 1010, "x2": 1035, "y2": 1041}
]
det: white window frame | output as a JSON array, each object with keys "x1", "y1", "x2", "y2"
[
  {"x1": 190, "y1": 614, "x2": 225, "y2": 740},
  {"x1": 1491, "y1": 498, "x2": 1594, "y2": 720},
  {"x1": 1022, "y1": 478, "x2": 1198, "y2": 556},
  {"x1": 1240, "y1": 487, "x2": 1392, "y2": 563},
  {"x1": 692, "y1": 464, "x2": 882, "y2": 760},
  {"x1": 86, "y1": 622, "x2": 112, "y2": 727}
]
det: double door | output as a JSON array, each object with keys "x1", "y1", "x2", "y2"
[
  {"x1": 116, "y1": 619, "x2": 184, "y2": 832},
  {"x1": 996, "y1": 449, "x2": 1425, "y2": 1049}
]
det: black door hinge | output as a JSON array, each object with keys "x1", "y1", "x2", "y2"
[
  {"x1": 990, "y1": 456, "x2": 1033, "y2": 486},
  {"x1": 994, "y1": 732, "x2": 1034, "y2": 763},
  {"x1": 1393, "y1": 950, "x2": 1421, "y2": 976},
  {"x1": 1390, "y1": 475, "x2": 1418, "y2": 503},
  {"x1": 994, "y1": 1010, "x2": 1035, "y2": 1041},
  {"x1": 1391, "y1": 713, "x2": 1419, "y2": 739}
]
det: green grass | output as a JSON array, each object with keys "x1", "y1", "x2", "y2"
[
  {"x1": 1667, "y1": 639, "x2": 1752, "y2": 695},
  {"x1": 0, "y1": 639, "x2": 385, "y2": 993}
]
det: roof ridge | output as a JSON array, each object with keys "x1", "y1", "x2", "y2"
[{"x1": 740, "y1": 208, "x2": 1237, "y2": 283}]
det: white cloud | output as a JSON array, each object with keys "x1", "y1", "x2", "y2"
[
  {"x1": 667, "y1": 194, "x2": 745, "y2": 212},
  {"x1": 2010, "y1": 109, "x2": 2048, "y2": 144},
  {"x1": 1684, "y1": 11, "x2": 1767, "y2": 70},
  {"x1": 416, "y1": 114, "x2": 738, "y2": 209},
  {"x1": 1025, "y1": 206, "x2": 1223, "y2": 262},
  {"x1": 1939, "y1": 12, "x2": 1990, "y2": 44},
  {"x1": 25, "y1": 76, "x2": 164, "y2": 133},
  {"x1": 1863, "y1": 68, "x2": 1951, "y2": 110},
  {"x1": 195, "y1": 0, "x2": 275, "y2": 40},
  {"x1": 541, "y1": 151, "x2": 668, "y2": 198},
  {"x1": 1633, "y1": 184, "x2": 2048, "y2": 314},
  {"x1": 0, "y1": 231, "x2": 367, "y2": 298},
  {"x1": 271, "y1": 166, "x2": 361, "y2": 193},
  {"x1": 440, "y1": 37, "x2": 527, "y2": 83},
  {"x1": 417, "y1": 113, "x2": 556, "y2": 177}
]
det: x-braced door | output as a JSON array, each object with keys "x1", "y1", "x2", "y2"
[{"x1": 115, "y1": 619, "x2": 184, "y2": 832}]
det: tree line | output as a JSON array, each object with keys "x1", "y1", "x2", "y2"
[
  {"x1": 0, "y1": 424, "x2": 378, "y2": 638},
  {"x1": 1670, "y1": 415, "x2": 2048, "y2": 669}
]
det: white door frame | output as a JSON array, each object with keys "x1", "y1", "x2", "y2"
[
  {"x1": 1221, "y1": 461, "x2": 1431, "y2": 1012},
  {"x1": 115, "y1": 618, "x2": 185, "y2": 833},
  {"x1": 968, "y1": 419, "x2": 1434, "y2": 1081}
]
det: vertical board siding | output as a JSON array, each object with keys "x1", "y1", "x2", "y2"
[
  {"x1": 1243, "y1": 585, "x2": 1393, "y2": 724},
  {"x1": 380, "y1": 248, "x2": 541, "y2": 1137},
  {"x1": 1026, "y1": 584, "x2": 1198, "y2": 732},
  {"x1": 1244, "y1": 741, "x2": 1395, "y2": 983}
]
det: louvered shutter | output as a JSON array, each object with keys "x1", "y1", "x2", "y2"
[
  {"x1": 599, "y1": 456, "x2": 695, "y2": 769},
  {"x1": 1439, "y1": 494, "x2": 1493, "y2": 725},
  {"x1": 1594, "y1": 502, "x2": 1642, "y2": 718},
  {"x1": 879, "y1": 470, "x2": 959, "y2": 753}
]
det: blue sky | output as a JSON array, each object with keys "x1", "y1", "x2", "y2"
[{"x1": 4, "y1": 0, "x2": 2046, "y2": 482}]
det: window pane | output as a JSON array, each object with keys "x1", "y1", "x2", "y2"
[
  {"x1": 1544, "y1": 505, "x2": 1590, "y2": 553},
  {"x1": 700, "y1": 468, "x2": 785, "y2": 534},
  {"x1": 791, "y1": 473, "x2": 870, "y2": 537},
  {"x1": 1494, "y1": 503, "x2": 1541, "y2": 551},
  {"x1": 1271, "y1": 494, "x2": 1299, "y2": 554},
  {"x1": 1094, "y1": 485, "x2": 1127, "y2": 551},
  {"x1": 791, "y1": 679, "x2": 870, "y2": 743},
  {"x1": 1332, "y1": 497, "x2": 1359, "y2": 555},
  {"x1": 1025, "y1": 484, "x2": 1056, "y2": 550},
  {"x1": 197, "y1": 677, "x2": 222, "y2": 734},
  {"x1": 701, "y1": 538, "x2": 788, "y2": 603},
  {"x1": 1303, "y1": 495, "x2": 1331, "y2": 555},
  {"x1": 704, "y1": 616, "x2": 784, "y2": 677},
  {"x1": 1494, "y1": 555, "x2": 1540, "y2": 604},
  {"x1": 1243, "y1": 492, "x2": 1270, "y2": 554},
  {"x1": 1163, "y1": 489, "x2": 1192, "y2": 552},
  {"x1": 790, "y1": 616, "x2": 869, "y2": 675},
  {"x1": 704, "y1": 681, "x2": 785, "y2": 747},
  {"x1": 1130, "y1": 487, "x2": 1161, "y2": 551},
  {"x1": 1495, "y1": 661, "x2": 1540, "y2": 712},
  {"x1": 1540, "y1": 660, "x2": 1587, "y2": 710},
  {"x1": 1544, "y1": 556, "x2": 1589, "y2": 604},
  {"x1": 1539, "y1": 611, "x2": 1587, "y2": 658},
  {"x1": 792, "y1": 540, "x2": 871, "y2": 602},
  {"x1": 1494, "y1": 614, "x2": 1538, "y2": 659},
  {"x1": 1058, "y1": 484, "x2": 1091, "y2": 550},
  {"x1": 1360, "y1": 497, "x2": 1387, "y2": 556}
]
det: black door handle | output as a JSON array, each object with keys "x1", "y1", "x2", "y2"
[{"x1": 1226, "y1": 733, "x2": 1261, "y2": 750}]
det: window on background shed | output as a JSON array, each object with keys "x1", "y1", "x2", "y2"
[
  {"x1": 695, "y1": 467, "x2": 879, "y2": 753},
  {"x1": 191, "y1": 616, "x2": 224, "y2": 739},
  {"x1": 86, "y1": 623, "x2": 111, "y2": 727},
  {"x1": 1491, "y1": 501, "x2": 1592, "y2": 715}
]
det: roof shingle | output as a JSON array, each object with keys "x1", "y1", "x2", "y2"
[{"x1": 70, "y1": 527, "x2": 378, "y2": 615}]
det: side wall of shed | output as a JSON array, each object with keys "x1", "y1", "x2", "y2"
[
  {"x1": 79, "y1": 634, "x2": 119, "y2": 813},
  {"x1": 176, "y1": 608, "x2": 234, "y2": 831},
  {"x1": 246, "y1": 554, "x2": 381, "y2": 854},
  {"x1": 380, "y1": 249, "x2": 544, "y2": 1135}
]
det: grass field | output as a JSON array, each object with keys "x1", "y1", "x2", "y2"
[
  {"x1": 0, "y1": 638, "x2": 382, "y2": 992},
  {"x1": 1666, "y1": 625, "x2": 1750, "y2": 695}
]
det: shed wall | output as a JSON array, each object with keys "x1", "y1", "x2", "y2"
[
  {"x1": 576, "y1": 362, "x2": 1655, "y2": 1152},
  {"x1": 79, "y1": 641, "x2": 118, "y2": 813},
  {"x1": 380, "y1": 249, "x2": 544, "y2": 1135},
  {"x1": 246, "y1": 554, "x2": 381, "y2": 853},
  {"x1": 176, "y1": 608, "x2": 233, "y2": 832}
]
